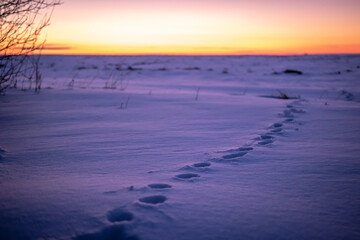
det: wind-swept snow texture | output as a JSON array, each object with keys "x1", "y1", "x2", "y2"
[{"x1": 0, "y1": 55, "x2": 360, "y2": 240}]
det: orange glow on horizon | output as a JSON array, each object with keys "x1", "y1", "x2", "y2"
[
  {"x1": 39, "y1": 0, "x2": 360, "y2": 55},
  {"x1": 39, "y1": 43, "x2": 360, "y2": 55}
]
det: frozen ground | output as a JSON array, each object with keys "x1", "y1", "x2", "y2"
[{"x1": 0, "y1": 55, "x2": 360, "y2": 240}]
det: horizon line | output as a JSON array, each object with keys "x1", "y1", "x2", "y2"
[{"x1": 37, "y1": 52, "x2": 360, "y2": 57}]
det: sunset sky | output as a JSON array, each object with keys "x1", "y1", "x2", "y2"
[{"x1": 43, "y1": 0, "x2": 360, "y2": 55}]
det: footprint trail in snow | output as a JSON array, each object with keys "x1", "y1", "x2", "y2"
[{"x1": 73, "y1": 100, "x2": 307, "y2": 239}]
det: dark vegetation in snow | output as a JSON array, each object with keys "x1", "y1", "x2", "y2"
[
  {"x1": 272, "y1": 69, "x2": 303, "y2": 75},
  {"x1": 184, "y1": 67, "x2": 200, "y2": 70},
  {"x1": 260, "y1": 90, "x2": 300, "y2": 100},
  {"x1": 148, "y1": 183, "x2": 172, "y2": 189},
  {"x1": 0, "y1": 147, "x2": 5, "y2": 160},
  {"x1": 283, "y1": 69, "x2": 303, "y2": 75}
]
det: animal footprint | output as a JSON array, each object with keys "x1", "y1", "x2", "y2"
[
  {"x1": 272, "y1": 123, "x2": 283, "y2": 128},
  {"x1": 193, "y1": 162, "x2": 211, "y2": 168},
  {"x1": 270, "y1": 128, "x2": 282, "y2": 133},
  {"x1": 139, "y1": 195, "x2": 167, "y2": 205},
  {"x1": 286, "y1": 103, "x2": 306, "y2": 113},
  {"x1": 281, "y1": 109, "x2": 294, "y2": 118},
  {"x1": 256, "y1": 135, "x2": 274, "y2": 140},
  {"x1": 222, "y1": 152, "x2": 247, "y2": 159},
  {"x1": 289, "y1": 108, "x2": 305, "y2": 113},
  {"x1": 255, "y1": 135, "x2": 274, "y2": 145},
  {"x1": 258, "y1": 140, "x2": 274, "y2": 145},
  {"x1": 221, "y1": 147, "x2": 253, "y2": 160},
  {"x1": 175, "y1": 173, "x2": 200, "y2": 180},
  {"x1": 237, "y1": 147, "x2": 253, "y2": 151},
  {"x1": 107, "y1": 208, "x2": 134, "y2": 223},
  {"x1": 269, "y1": 123, "x2": 283, "y2": 133}
]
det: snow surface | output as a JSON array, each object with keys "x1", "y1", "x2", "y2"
[{"x1": 0, "y1": 55, "x2": 360, "y2": 240}]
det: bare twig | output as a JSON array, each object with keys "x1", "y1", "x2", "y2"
[
  {"x1": 195, "y1": 87, "x2": 200, "y2": 101},
  {"x1": 0, "y1": 0, "x2": 61, "y2": 93}
]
